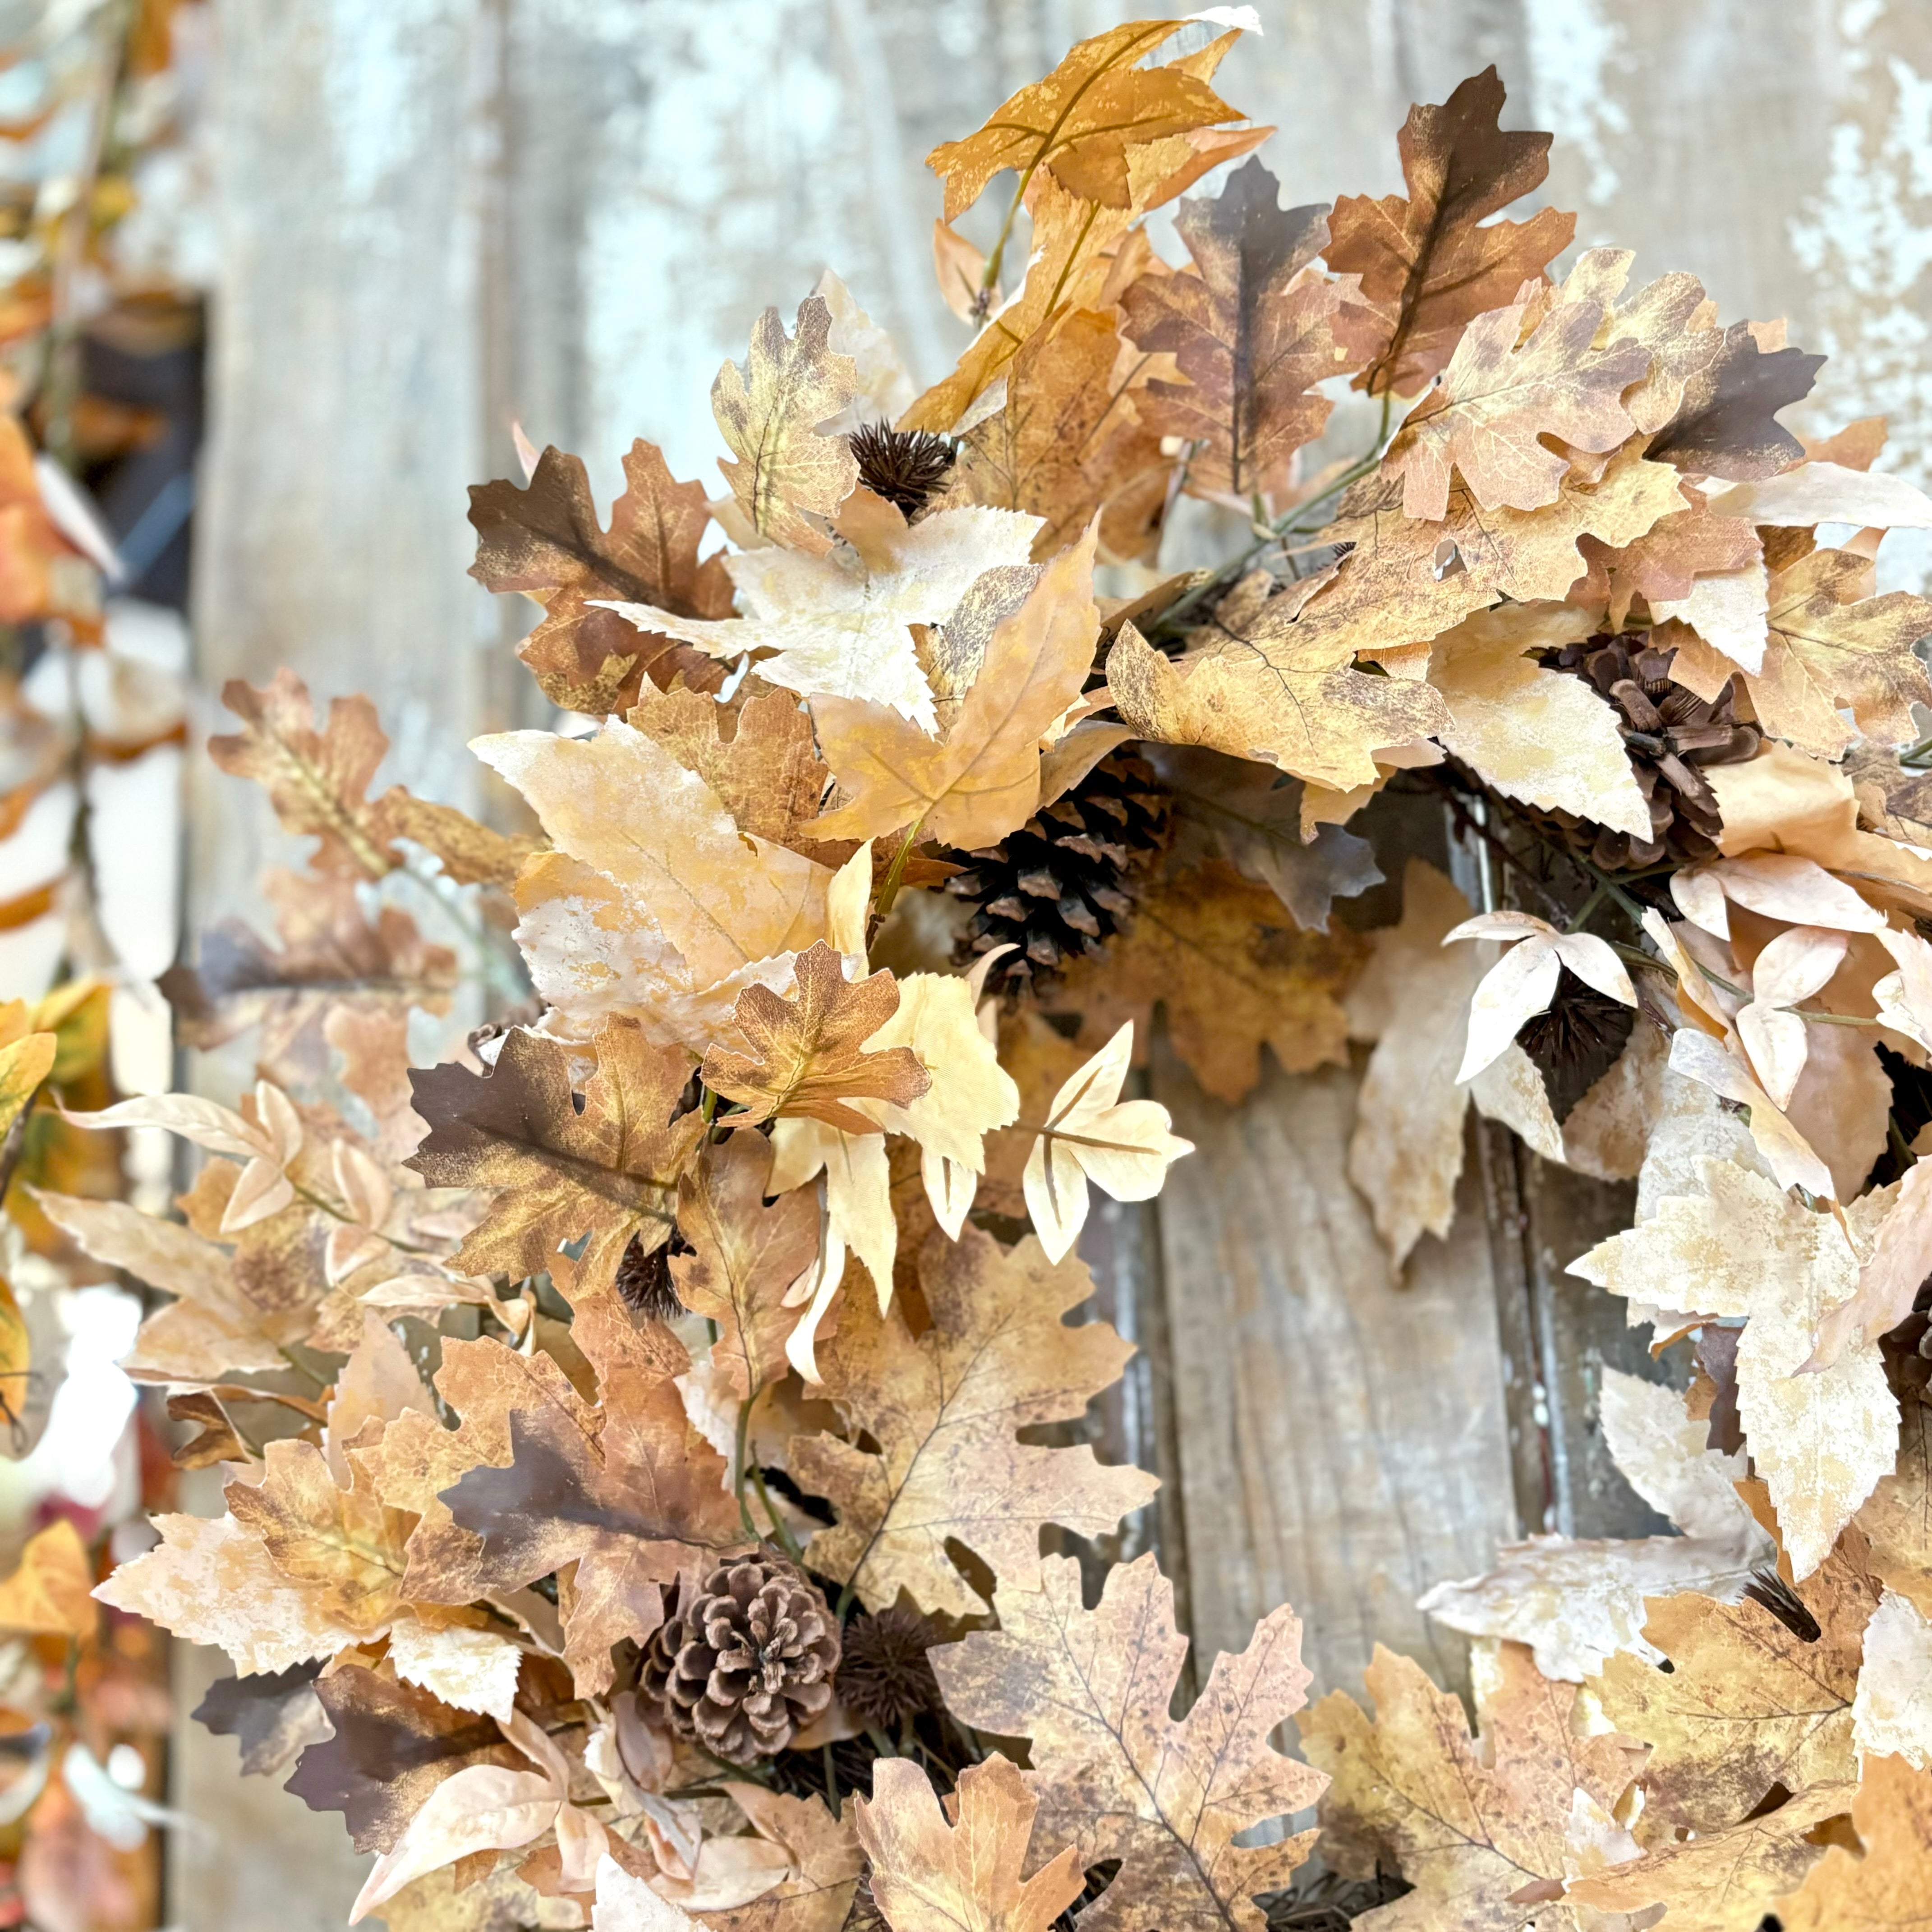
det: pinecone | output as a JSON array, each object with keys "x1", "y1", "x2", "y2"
[
  {"x1": 836, "y1": 1604, "x2": 940, "y2": 1730},
  {"x1": 946, "y1": 749, "x2": 1172, "y2": 997},
  {"x1": 1517, "y1": 966, "x2": 1637, "y2": 1122},
  {"x1": 642, "y1": 1557, "x2": 839, "y2": 1765},
  {"x1": 614, "y1": 1232, "x2": 686, "y2": 1323},
  {"x1": 848, "y1": 423, "x2": 954, "y2": 517},
  {"x1": 1538, "y1": 633, "x2": 1759, "y2": 869}
]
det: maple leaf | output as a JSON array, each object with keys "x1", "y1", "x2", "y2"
[
  {"x1": 925, "y1": 16, "x2": 1246, "y2": 220},
  {"x1": 934, "y1": 1551, "x2": 1324, "y2": 1932},
  {"x1": 193, "y1": 1664, "x2": 332, "y2": 1780},
  {"x1": 700, "y1": 942, "x2": 929, "y2": 1134},
  {"x1": 163, "y1": 868, "x2": 457, "y2": 1081},
  {"x1": 285, "y1": 1664, "x2": 522, "y2": 1853},
  {"x1": 810, "y1": 524, "x2": 1099, "y2": 848},
  {"x1": 1744, "y1": 547, "x2": 1932, "y2": 759},
  {"x1": 855, "y1": 1756, "x2": 1084, "y2": 1932},
  {"x1": 428, "y1": 1294, "x2": 744, "y2": 1694},
  {"x1": 1325, "y1": 66, "x2": 1576, "y2": 397},
  {"x1": 603, "y1": 500, "x2": 1040, "y2": 727},
  {"x1": 0, "y1": 1519, "x2": 96, "y2": 1639},
  {"x1": 1045, "y1": 860, "x2": 1366, "y2": 1104},
  {"x1": 1300, "y1": 1639, "x2": 1634, "y2": 1929},
  {"x1": 469, "y1": 437, "x2": 734, "y2": 716},
  {"x1": 789, "y1": 1228, "x2": 1158, "y2": 1618},
  {"x1": 1383, "y1": 249, "x2": 1651, "y2": 520},
  {"x1": 1647, "y1": 320, "x2": 1825, "y2": 482},
  {"x1": 713, "y1": 294, "x2": 859, "y2": 555},
  {"x1": 1774, "y1": 1755, "x2": 1932, "y2": 1931},
  {"x1": 1571, "y1": 1159, "x2": 1896, "y2": 1576},
  {"x1": 948, "y1": 308, "x2": 1170, "y2": 563},
  {"x1": 670, "y1": 1132, "x2": 819, "y2": 1405},
  {"x1": 406, "y1": 1022, "x2": 704, "y2": 1297},
  {"x1": 1590, "y1": 1540, "x2": 1877, "y2": 1835},
  {"x1": 1119, "y1": 159, "x2": 1359, "y2": 498}
]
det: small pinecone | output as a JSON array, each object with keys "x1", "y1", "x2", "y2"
[
  {"x1": 1539, "y1": 633, "x2": 1760, "y2": 870},
  {"x1": 614, "y1": 1233, "x2": 686, "y2": 1323},
  {"x1": 1516, "y1": 966, "x2": 1637, "y2": 1122},
  {"x1": 849, "y1": 423, "x2": 954, "y2": 517},
  {"x1": 837, "y1": 1604, "x2": 940, "y2": 1730},
  {"x1": 946, "y1": 749, "x2": 1172, "y2": 997},
  {"x1": 642, "y1": 1557, "x2": 839, "y2": 1766}
]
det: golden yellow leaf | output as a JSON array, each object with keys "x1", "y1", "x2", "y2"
[
  {"x1": 0, "y1": 1519, "x2": 94, "y2": 1638},
  {"x1": 0, "y1": 1030, "x2": 53, "y2": 1140}
]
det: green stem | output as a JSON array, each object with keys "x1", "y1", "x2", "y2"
[
  {"x1": 750, "y1": 1459, "x2": 805, "y2": 1565},
  {"x1": 874, "y1": 816, "x2": 927, "y2": 921},
  {"x1": 733, "y1": 1394, "x2": 759, "y2": 1541},
  {"x1": 1564, "y1": 881, "x2": 1610, "y2": 936},
  {"x1": 823, "y1": 1743, "x2": 839, "y2": 1810}
]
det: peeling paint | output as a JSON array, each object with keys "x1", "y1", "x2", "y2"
[{"x1": 1525, "y1": 0, "x2": 1629, "y2": 209}]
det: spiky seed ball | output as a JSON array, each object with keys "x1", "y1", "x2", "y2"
[
  {"x1": 614, "y1": 1233, "x2": 685, "y2": 1323},
  {"x1": 836, "y1": 1604, "x2": 940, "y2": 1730},
  {"x1": 848, "y1": 422, "x2": 954, "y2": 516},
  {"x1": 1516, "y1": 966, "x2": 1637, "y2": 1122}
]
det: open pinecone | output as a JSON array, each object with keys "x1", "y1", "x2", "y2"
[
  {"x1": 945, "y1": 747, "x2": 1171, "y2": 997},
  {"x1": 1536, "y1": 633, "x2": 1760, "y2": 870},
  {"x1": 642, "y1": 1556, "x2": 839, "y2": 1765}
]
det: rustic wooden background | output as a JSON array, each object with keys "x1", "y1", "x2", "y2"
[{"x1": 176, "y1": 0, "x2": 1932, "y2": 1922}]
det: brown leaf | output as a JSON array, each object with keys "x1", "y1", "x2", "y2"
[
  {"x1": 933, "y1": 1552, "x2": 1324, "y2": 1932},
  {"x1": 432, "y1": 1295, "x2": 743, "y2": 1694},
  {"x1": 469, "y1": 437, "x2": 732, "y2": 716},
  {"x1": 1299, "y1": 1640, "x2": 1633, "y2": 1926},
  {"x1": 701, "y1": 944, "x2": 929, "y2": 1135},
  {"x1": 1591, "y1": 1541, "x2": 1877, "y2": 1836},
  {"x1": 1572, "y1": 495, "x2": 1761, "y2": 631},
  {"x1": 713, "y1": 294, "x2": 859, "y2": 555},
  {"x1": 407, "y1": 1022, "x2": 704, "y2": 1297},
  {"x1": 855, "y1": 1756, "x2": 1083, "y2": 1932},
  {"x1": 1383, "y1": 250, "x2": 1651, "y2": 520},
  {"x1": 925, "y1": 16, "x2": 1244, "y2": 220},
  {"x1": 790, "y1": 1228, "x2": 1157, "y2": 1618},
  {"x1": 670, "y1": 1132, "x2": 819, "y2": 1405},
  {"x1": 708, "y1": 1786, "x2": 864, "y2": 1932},
  {"x1": 285, "y1": 1663, "x2": 521, "y2": 1853},
  {"x1": 192, "y1": 1662, "x2": 331, "y2": 1780},
  {"x1": 810, "y1": 526, "x2": 1099, "y2": 848},
  {"x1": 1044, "y1": 860, "x2": 1366, "y2": 1104},
  {"x1": 1648, "y1": 320, "x2": 1825, "y2": 483},
  {"x1": 1119, "y1": 159, "x2": 1358, "y2": 498},
  {"x1": 1325, "y1": 67, "x2": 1575, "y2": 397},
  {"x1": 1775, "y1": 1754, "x2": 1932, "y2": 1930},
  {"x1": 376, "y1": 789, "x2": 542, "y2": 889}
]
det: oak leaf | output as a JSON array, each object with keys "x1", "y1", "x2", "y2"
[
  {"x1": 700, "y1": 942, "x2": 930, "y2": 1133},
  {"x1": 1647, "y1": 320, "x2": 1824, "y2": 483},
  {"x1": 933, "y1": 1551, "x2": 1324, "y2": 1932},
  {"x1": 713, "y1": 294, "x2": 859, "y2": 555},
  {"x1": 810, "y1": 525, "x2": 1099, "y2": 848},
  {"x1": 469, "y1": 437, "x2": 733, "y2": 716},
  {"x1": 1119, "y1": 159, "x2": 1359, "y2": 498},
  {"x1": 1045, "y1": 860, "x2": 1366, "y2": 1104},
  {"x1": 1745, "y1": 547, "x2": 1932, "y2": 759},
  {"x1": 406, "y1": 1022, "x2": 704, "y2": 1296},
  {"x1": 789, "y1": 1228, "x2": 1157, "y2": 1618},
  {"x1": 1573, "y1": 497, "x2": 1761, "y2": 633},
  {"x1": 1299, "y1": 1639, "x2": 1634, "y2": 1929},
  {"x1": 1589, "y1": 1540, "x2": 1877, "y2": 1835},
  {"x1": 1774, "y1": 1755, "x2": 1932, "y2": 1931},
  {"x1": 925, "y1": 16, "x2": 1245, "y2": 220},
  {"x1": 1325, "y1": 66, "x2": 1575, "y2": 396},
  {"x1": 1570, "y1": 1159, "x2": 1896, "y2": 1576},
  {"x1": 855, "y1": 1756, "x2": 1083, "y2": 1932},
  {"x1": 1385, "y1": 249, "x2": 1651, "y2": 519},
  {"x1": 429, "y1": 1294, "x2": 744, "y2": 1694}
]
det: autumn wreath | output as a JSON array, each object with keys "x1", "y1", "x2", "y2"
[{"x1": 28, "y1": 12, "x2": 1932, "y2": 1927}]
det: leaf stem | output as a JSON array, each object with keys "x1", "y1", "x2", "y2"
[{"x1": 733, "y1": 1393, "x2": 759, "y2": 1541}]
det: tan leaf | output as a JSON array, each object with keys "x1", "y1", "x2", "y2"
[
  {"x1": 469, "y1": 436, "x2": 733, "y2": 715},
  {"x1": 388, "y1": 1618, "x2": 523, "y2": 1724},
  {"x1": 376, "y1": 789, "x2": 541, "y2": 888},
  {"x1": 1119, "y1": 158, "x2": 1359, "y2": 498},
  {"x1": 0, "y1": 1519, "x2": 94, "y2": 1638},
  {"x1": 791, "y1": 1229, "x2": 1155, "y2": 1616},
  {"x1": 1574, "y1": 498, "x2": 1761, "y2": 635},
  {"x1": 1570, "y1": 1159, "x2": 1895, "y2": 1576},
  {"x1": 1384, "y1": 249, "x2": 1651, "y2": 519},
  {"x1": 1745, "y1": 547, "x2": 1932, "y2": 759},
  {"x1": 1853, "y1": 1589, "x2": 1932, "y2": 1769},
  {"x1": 933, "y1": 1552, "x2": 1324, "y2": 1932},
  {"x1": 1045, "y1": 859, "x2": 1365, "y2": 1104},
  {"x1": 1855, "y1": 1389, "x2": 1932, "y2": 1616},
  {"x1": 406, "y1": 1022, "x2": 704, "y2": 1296},
  {"x1": 701, "y1": 943, "x2": 930, "y2": 1134},
  {"x1": 855, "y1": 1756, "x2": 1083, "y2": 1932},
  {"x1": 1590, "y1": 1541, "x2": 1877, "y2": 1835},
  {"x1": 810, "y1": 525, "x2": 1099, "y2": 848},
  {"x1": 1447, "y1": 912, "x2": 1634, "y2": 1083},
  {"x1": 707, "y1": 1787, "x2": 863, "y2": 1932},
  {"x1": 1775, "y1": 1755, "x2": 1932, "y2": 1932},
  {"x1": 713, "y1": 294, "x2": 858, "y2": 554},
  {"x1": 1299, "y1": 1640, "x2": 1634, "y2": 1926},
  {"x1": 1325, "y1": 66, "x2": 1575, "y2": 396}
]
